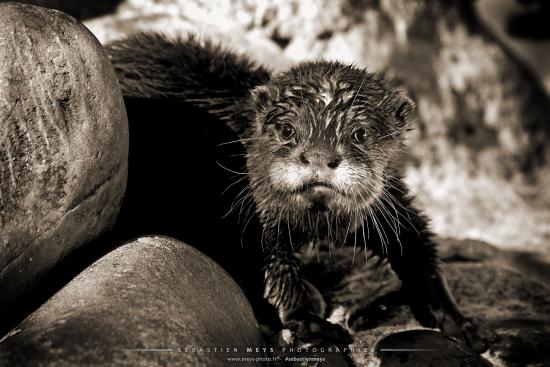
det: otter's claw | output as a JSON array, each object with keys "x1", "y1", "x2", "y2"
[
  {"x1": 411, "y1": 300, "x2": 494, "y2": 353},
  {"x1": 444, "y1": 316, "x2": 496, "y2": 353}
]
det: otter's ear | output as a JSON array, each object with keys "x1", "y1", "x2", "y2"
[
  {"x1": 250, "y1": 85, "x2": 279, "y2": 109},
  {"x1": 395, "y1": 95, "x2": 415, "y2": 124}
]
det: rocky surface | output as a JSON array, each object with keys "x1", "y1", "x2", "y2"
[
  {"x1": 296, "y1": 239, "x2": 550, "y2": 367},
  {"x1": 0, "y1": 2, "x2": 128, "y2": 331},
  {"x1": 0, "y1": 236, "x2": 264, "y2": 366}
]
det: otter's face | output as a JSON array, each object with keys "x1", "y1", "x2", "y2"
[{"x1": 246, "y1": 62, "x2": 413, "y2": 217}]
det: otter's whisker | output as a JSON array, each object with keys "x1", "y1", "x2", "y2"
[
  {"x1": 348, "y1": 73, "x2": 368, "y2": 113},
  {"x1": 287, "y1": 211, "x2": 295, "y2": 253},
  {"x1": 215, "y1": 161, "x2": 253, "y2": 175},
  {"x1": 352, "y1": 218, "x2": 358, "y2": 265},
  {"x1": 216, "y1": 137, "x2": 260, "y2": 146},
  {"x1": 361, "y1": 219, "x2": 368, "y2": 265},
  {"x1": 372, "y1": 197, "x2": 402, "y2": 257},
  {"x1": 221, "y1": 175, "x2": 248, "y2": 195}
]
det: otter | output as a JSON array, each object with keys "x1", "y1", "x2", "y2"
[{"x1": 106, "y1": 33, "x2": 488, "y2": 352}]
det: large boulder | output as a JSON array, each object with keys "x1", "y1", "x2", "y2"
[
  {"x1": 0, "y1": 236, "x2": 264, "y2": 366},
  {"x1": 0, "y1": 2, "x2": 128, "y2": 331}
]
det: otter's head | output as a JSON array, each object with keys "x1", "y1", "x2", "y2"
[{"x1": 245, "y1": 61, "x2": 414, "y2": 220}]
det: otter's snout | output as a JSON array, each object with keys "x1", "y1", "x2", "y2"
[
  {"x1": 299, "y1": 147, "x2": 341, "y2": 169},
  {"x1": 294, "y1": 147, "x2": 342, "y2": 210}
]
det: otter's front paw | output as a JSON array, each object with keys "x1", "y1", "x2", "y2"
[
  {"x1": 284, "y1": 313, "x2": 352, "y2": 346},
  {"x1": 410, "y1": 300, "x2": 494, "y2": 353},
  {"x1": 441, "y1": 315, "x2": 495, "y2": 354}
]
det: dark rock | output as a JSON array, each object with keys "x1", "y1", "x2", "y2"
[
  {"x1": 0, "y1": 236, "x2": 264, "y2": 366},
  {"x1": 296, "y1": 239, "x2": 550, "y2": 366},
  {"x1": 0, "y1": 2, "x2": 128, "y2": 331},
  {"x1": 506, "y1": 0, "x2": 550, "y2": 40},
  {"x1": 376, "y1": 329, "x2": 492, "y2": 367}
]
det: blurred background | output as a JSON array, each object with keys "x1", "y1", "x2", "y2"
[{"x1": 12, "y1": 0, "x2": 548, "y2": 253}]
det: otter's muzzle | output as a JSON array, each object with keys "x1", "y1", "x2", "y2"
[{"x1": 300, "y1": 182, "x2": 334, "y2": 210}]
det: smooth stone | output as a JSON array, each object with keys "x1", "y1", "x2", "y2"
[
  {"x1": 0, "y1": 236, "x2": 264, "y2": 366},
  {"x1": 0, "y1": 2, "x2": 128, "y2": 328}
]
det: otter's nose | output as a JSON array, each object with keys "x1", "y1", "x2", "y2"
[{"x1": 299, "y1": 148, "x2": 341, "y2": 169}]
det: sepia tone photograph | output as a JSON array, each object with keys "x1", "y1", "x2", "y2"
[{"x1": 0, "y1": 0, "x2": 549, "y2": 366}]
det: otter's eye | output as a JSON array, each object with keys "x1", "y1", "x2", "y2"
[
  {"x1": 278, "y1": 123, "x2": 296, "y2": 141},
  {"x1": 352, "y1": 127, "x2": 368, "y2": 144}
]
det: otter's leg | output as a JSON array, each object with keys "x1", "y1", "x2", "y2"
[
  {"x1": 363, "y1": 207, "x2": 489, "y2": 352},
  {"x1": 262, "y1": 247, "x2": 351, "y2": 345}
]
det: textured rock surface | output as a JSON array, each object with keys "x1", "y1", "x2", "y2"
[
  {"x1": 297, "y1": 239, "x2": 550, "y2": 367},
  {"x1": 0, "y1": 236, "x2": 264, "y2": 366},
  {"x1": 0, "y1": 2, "x2": 128, "y2": 329},
  {"x1": 84, "y1": 0, "x2": 550, "y2": 251}
]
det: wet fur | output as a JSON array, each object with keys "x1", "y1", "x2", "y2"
[{"x1": 106, "y1": 32, "x2": 488, "y2": 352}]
